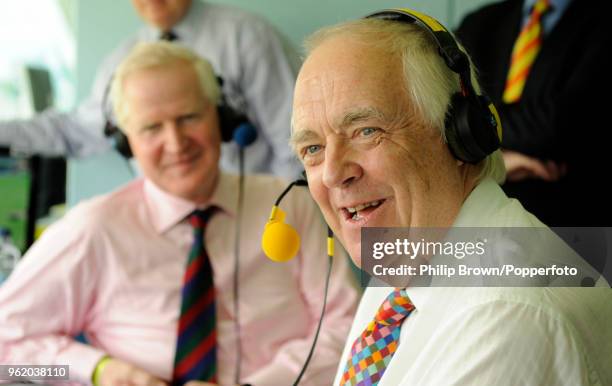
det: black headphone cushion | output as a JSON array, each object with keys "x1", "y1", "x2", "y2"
[
  {"x1": 445, "y1": 93, "x2": 500, "y2": 164},
  {"x1": 114, "y1": 130, "x2": 133, "y2": 159},
  {"x1": 105, "y1": 123, "x2": 133, "y2": 159},
  {"x1": 217, "y1": 104, "x2": 249, "y2": 142}
]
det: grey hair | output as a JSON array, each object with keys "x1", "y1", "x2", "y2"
[
  {"x1": 110, "y1": 41, "x2": 221, "y2": 131},
  {"x1": 302, "y1": 18, "x2": 505, "y2": 184}
]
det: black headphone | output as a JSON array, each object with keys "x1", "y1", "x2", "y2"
[
  {"x1": 366, "y1": 8, "x2": 502, "y2": 164},
  {"x1": 103, "y1": 76, "x2": 252, "y2": 159}
]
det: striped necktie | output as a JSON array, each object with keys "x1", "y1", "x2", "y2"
[
  {"x1": 502, "y1": 0, "x2": 551, "y2": 103},
  {"x1": 340, "y1": 289, "x2": 415, "y2": 386},
  {"x1": 173, "y1": 208, "x2": 217, "y2": 384}
]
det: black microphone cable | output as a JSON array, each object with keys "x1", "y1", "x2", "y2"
[
  {"x1": 232, "y1": 123, "x2": 257, "y2": 385},
  {"x1": 292, "y1": 226, "x2": 334, "y2": 386},
  {"x1": 267, "y1": 177, "x2": 334, "y2": 386}
]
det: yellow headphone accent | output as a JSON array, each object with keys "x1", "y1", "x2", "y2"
[
  {"x1": 394, "y1": 7, "x2": 445, "y2": 32},
  {"x1": 487, "y1": 102, "x2": 503, "y2": 142}
]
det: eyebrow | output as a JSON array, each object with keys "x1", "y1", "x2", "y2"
[
  {"x1": 290, "y1": 129, "x2": 319, "y2": 150},
  {"x1": 290, "y1": 106, "x2": 386, "y2": 149},
  {"x1": 338, "y1": 107, "x2": 386, "y2": 129}
]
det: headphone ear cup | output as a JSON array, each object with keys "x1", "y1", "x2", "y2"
[
  {"x1": 114, "y1": 130, "x2": 133, "y2": 159},
  {"x1": 445, "y1": 93, "x2": 500, "y2": 164},
  {"x1": 105, "y1": 123, "x2": 133, "y2": 159},
  {"x1": 217, "y1": 104, "x2": 248, "y2": 142}
]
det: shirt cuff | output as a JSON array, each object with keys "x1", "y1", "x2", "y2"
[{"x1": 55, "y1": 340, "x2": 107, "y2": 385}]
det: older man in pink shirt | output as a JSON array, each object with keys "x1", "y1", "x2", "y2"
[{"x1": 0, "y1": 42, "x2": 359, "y2": 386}]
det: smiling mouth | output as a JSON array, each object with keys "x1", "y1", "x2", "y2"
[
  {"x1": 169, "y1": 152, "x2": 200, "y2": 167},
  {"x1": 342, "y1": 199, "x2": 385, "y2": 221}
]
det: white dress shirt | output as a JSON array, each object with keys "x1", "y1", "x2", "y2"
[{"x1": 334, "y1": 179, "x2": 612, "y2": 386}]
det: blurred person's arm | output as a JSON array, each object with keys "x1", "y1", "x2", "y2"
[
  {"x1": 0, "y1": 38, "x2": 133, "y2": 158},
  {"x1": 0, "y1": 207, "x2": 107, "y2": 383}
]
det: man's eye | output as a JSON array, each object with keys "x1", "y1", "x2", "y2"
[
  {"x1": 142, "y1": 123, "x2": 161, "y2": 133},
  {"x1": 179, "y1": 113, "x2": 201, "y2": 125},
  {"x1": 360, "y1": 127, "x2": 378, "y2": 136},
  {"x1": 306, "y1": 145, "x2": 321, "y2": 155}
]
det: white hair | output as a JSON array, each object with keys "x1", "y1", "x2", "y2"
[
  {"x1": 301, "y1": 18, "x2": 505, "y2": 184},
  {"x1": 110, "y1": 41, "x2": 221, "y2": 130}
]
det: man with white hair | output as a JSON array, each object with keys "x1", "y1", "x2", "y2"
[
  {"x1": 0, "y1": 42, "x2": 359, "y2": 386},
  {"x1": 291, "y1": 9, "x2": 611, "y2": 386}
]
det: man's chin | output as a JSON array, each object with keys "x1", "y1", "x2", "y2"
[
  {"x1": 345, "y1": 243, "x2": 362, "y2": 268},
  {"x1": 334, "y1": 231, "x2": 359, "y2": 263}
]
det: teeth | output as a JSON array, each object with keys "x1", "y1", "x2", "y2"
[{"x1": 346, "y1": 200, "x2": 381, "y2": 214}]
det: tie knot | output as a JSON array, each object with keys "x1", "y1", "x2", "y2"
[
  {"x1": 189, "y1": 207, "x2": 216, "y2": 229},
  {"x1": 159, "y1": 30, "x2": 178, "y2": 41},
  {"x1": 374, "y1": 288, "x2": 415, "y2": 326}
]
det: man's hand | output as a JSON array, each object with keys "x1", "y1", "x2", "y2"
[
  {"x1": 502, "y1": 150, "x2": 567, "y2": 182},
  {"x1": 99, "y1": 357, "x2": 168, "y2": 386}
]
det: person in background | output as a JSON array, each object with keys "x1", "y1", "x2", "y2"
[
  {"x1": 455, "y1": 0, "x2": 612, "y2": 225},
  {"x1": 290, "y1": 10, "x2": 611, "y2": 385},
  {"x1": 0, "y1": 0, "x2": 302, "y2": 178},
  {"x1": 0, "y1": 42, "x2": 359, "y2": 386}
]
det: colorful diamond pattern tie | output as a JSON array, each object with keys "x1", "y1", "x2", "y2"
[
  {"x1": 173, "y1": 208, "x2": 217, "y2": 384},
  {"x1": 340, "y1": 288, "x2": 415, "y2": 386},
  {"x1": 502, "y1": 0, "x2": 551, "y2": 103}
]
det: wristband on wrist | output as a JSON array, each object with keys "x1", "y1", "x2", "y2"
[{"x1": 92, "y1": 355, "x2": 112, "y2": 386}]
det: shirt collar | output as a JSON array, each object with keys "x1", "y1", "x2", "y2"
[
  {"x1": 402, "y1": 286, "x2": 433, "y2": 312},
  {"x1": 143, "y1": 0, "x2": 205, "y2": 42},
  {"x1": 402, "y1": 179, "x2": 506, "y2": 309},
  {"x1": 452, "y1": 178, "x2": 508, "y2": 228},
  {"x1": 169, "y1": 0, "x2": 205, "y2": 43},
  {"x1": 144, "y1": 172, "x2": 238, "y2": 234}
]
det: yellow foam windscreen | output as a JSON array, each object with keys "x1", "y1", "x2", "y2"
[{"x1": 261, "y1": 206, "x2": 301, "y2": 262}]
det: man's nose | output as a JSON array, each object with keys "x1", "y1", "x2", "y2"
[
  {"x1": 164, "y1": 123, "x2": 188, "y2": 152},
  {"x1": 321, "y1": 139, "x2": 362, "y2": 188}
]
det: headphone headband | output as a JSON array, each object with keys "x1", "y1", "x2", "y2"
[
  {"x1": 366, "y1": 9, "x2": 470, "y2": 83},
  {"x1": 364, "y1": 8, "x2": 502, "y2": 163}
]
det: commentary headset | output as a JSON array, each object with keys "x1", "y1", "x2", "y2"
[
  {"x1": 366, "y1": 8, "x2": 502, "y2": 164},
  {"x1": 103, "y1": 76, "x2": 255, "y2": 159}
]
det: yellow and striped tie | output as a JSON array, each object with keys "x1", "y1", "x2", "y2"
[{"x1": 502, "y1": 0, "x2": 551, "y2": 103}]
